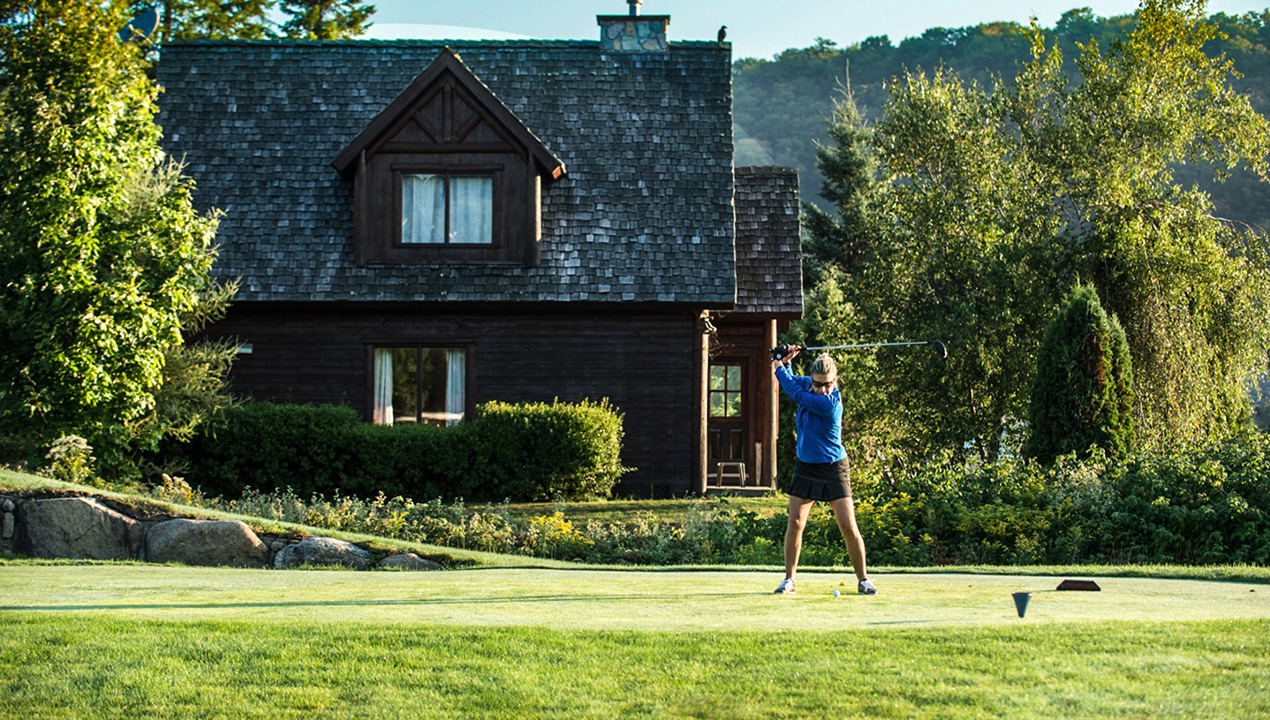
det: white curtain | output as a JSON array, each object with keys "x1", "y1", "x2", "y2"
[
  {"x1": 372, "y1": 349, "x2": 394, "y2": 425},
  {"x1": 446, "y1": 348, "x2": 465, "y2": 425},
  {"x1": 450, "y1": 176, "x2": 493, "y2": 244},
  {"x1": 402, "y1": 174, "x2": 445, "y2": 244}
]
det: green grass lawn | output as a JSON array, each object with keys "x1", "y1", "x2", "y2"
[
  {"x1": 4, "y1": 471, "x2": 1270, "y2": 717},
  {"x1": 2, "y1": 564, "x2": 1269, "y2": 718}
]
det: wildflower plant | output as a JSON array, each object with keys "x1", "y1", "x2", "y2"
[{"x1": 44, "y1": 436, "x2": 96, "y2": 486}]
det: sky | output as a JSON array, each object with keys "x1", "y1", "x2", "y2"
[{"x1": 361, "y1": 1, "x2": 1270, "y2": 60}]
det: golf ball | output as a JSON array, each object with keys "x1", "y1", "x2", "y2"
[{"x1": 833, "y1": 589, "x2": 840, "y2": 598}]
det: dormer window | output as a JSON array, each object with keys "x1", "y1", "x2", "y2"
[
  {"x1": 332, "y1": 48, "x2": 565, "y2": 266},
  {"x1": 401, "y1": 172, "x2": 493, "y2": 245}
]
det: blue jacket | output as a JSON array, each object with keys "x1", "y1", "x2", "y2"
[{"x1": 775, "y1": 365, "x2": 847, "y2": 464}]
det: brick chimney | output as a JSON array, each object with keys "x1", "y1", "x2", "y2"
[{"x1": 597, "y1": 0, "x2": 669, "y2": 54}]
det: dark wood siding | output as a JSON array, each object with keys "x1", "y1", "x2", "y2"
[{"x1": 202, "y1": 303, "x2": 700, "y2": 496}]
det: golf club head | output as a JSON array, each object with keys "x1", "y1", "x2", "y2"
[{"x1": 932, "y1": 340, "x2": 948, "y2": 359}]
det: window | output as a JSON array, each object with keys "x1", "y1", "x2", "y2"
[
  {"x1": 402, "y1": 173, "x2": 493, "y2": 245},
  {"x1": 709, "y1": 364, "x2": 743, "y2": 418},
  {"x1": 372, "y1": 347, "x2": 466, "y2": 426}
]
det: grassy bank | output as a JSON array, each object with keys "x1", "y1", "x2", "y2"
[{"x1": 0, "y1": 470, "x2": 571, "y2": 570}]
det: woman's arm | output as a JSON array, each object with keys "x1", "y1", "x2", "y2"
[{"x1": 775, "y1": 366, "x2": 839, "y2": 416}]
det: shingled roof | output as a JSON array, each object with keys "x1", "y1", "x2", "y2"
[
  {"x1": 732, "y1": 167, "x2": 803, "y2": 316},
  {"x1": 156, "y1": 40, "x2": 735, "y2": 304}
]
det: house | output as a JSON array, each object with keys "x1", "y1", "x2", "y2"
[{"x1": 156, "y1": 5, "x2": 803, "y2": 497}]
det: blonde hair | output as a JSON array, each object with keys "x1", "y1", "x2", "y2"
[{"x1": 811, "y1": 353, "x2": 837, "y2": 377}]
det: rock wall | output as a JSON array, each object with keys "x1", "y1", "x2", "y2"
[{"x1": 0, "y1": 492, "x2": 441, "y2": 571}]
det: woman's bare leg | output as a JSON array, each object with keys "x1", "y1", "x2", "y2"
[
  {"x1": 830, "y1": 496, "x2": 867, "y2": 581},
  {"x1": 784, "y1": 494, "x2": 814, "y2": 581}
]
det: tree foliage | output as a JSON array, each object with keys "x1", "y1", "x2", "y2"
[
  {"x1": 132, "y1": 0, "x2": 275, "y2": 41},
  {"x1": 734, "y1": 5, "x2": 1270, "y2": 229},
  {"x1": 801, "y1": 91, "x2": 880, "y2": 286},
  {"x1": 280, "y1": 0, "x2": 373, "y2": 40},
  {"x1": 804, "y1": 0, "x2": 1270, "y2": 462},
  {"x1": 0, "y1": 0, "x2": 228, "y2": 472},
  {"x1": 1026, "y1": 283, "x2": 1135, "y2": 464}
]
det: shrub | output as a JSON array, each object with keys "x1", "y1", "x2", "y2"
[
  {"x1": 1027, "y1": 283, "x2": 1134, "y2": 464},
  {"x1": 157, "y1": 398, "x2": 628, "y2": 502},
  {"x1": 470, "y1": 399, "x2": 628, "y2": 501}
]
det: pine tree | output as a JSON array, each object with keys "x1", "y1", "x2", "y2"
[
  {"x1": 147, "y1": 0, "x2": 277, "y2": 41},
  {"x1": 280, "y1": 0, "x2": 373, "y2": 40},
  {"x1": 801, "y1": 89, "x2": 881, "y2": 286},
  {"x1": 1026, "y1": 283, "x2": 1134, "y2": 464}
]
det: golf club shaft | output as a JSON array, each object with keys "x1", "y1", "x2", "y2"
[{"x1": 803, "y1": 341, "x2": 935, "y2": 351}]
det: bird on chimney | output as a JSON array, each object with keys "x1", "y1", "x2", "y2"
[{"x1": 717, "y1": 25, "x2": 727, "y2": 43}]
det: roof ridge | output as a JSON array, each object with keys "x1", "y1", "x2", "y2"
[
  {"x1": 736, "y1": 166, "x2": 799, "y2": 176},
  {"x1": 163, "y1": 38, "x2": 727, "y2": 48}
]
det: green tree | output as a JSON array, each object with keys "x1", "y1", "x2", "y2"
[
  {"x1": 1026, "y1": 283, "x2": 1134, "y2": 464},
  {"x1": 801, "y1": 90, "x2": 881, "y2": 286},
  {"x1": 0, "y1": 0, "x2": 226, "y2": 474},
  {"x1": 141, "y1": 0, "x2": 276, "y2": 41},
  {"x1": 807, "y1": 0, "x2": 1270, "y2": 461},
  {"x1": 280, "y1": 0, "x2": 373, "y2": 40}
]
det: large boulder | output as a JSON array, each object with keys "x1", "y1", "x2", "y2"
[
  {"x1": 274, "y1": 537, "x2": 370, "y2": 570},
  {"x1": 378, "y1": 552, "x2": 442, "y2": 571},
  {"x1": 145, "y1": 518, "x2": 268, "y2": 568},
  {"x1": 19, "y1": 497, "x2": 141, "y2": 560}
]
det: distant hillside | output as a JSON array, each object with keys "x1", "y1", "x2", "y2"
[{"x1": 733, "y1": 7, "x2": 1270, "y2": 228}]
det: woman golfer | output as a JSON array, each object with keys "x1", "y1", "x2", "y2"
[{"x1": 772, "y1": 346, "x2": 876, "y2": 595}]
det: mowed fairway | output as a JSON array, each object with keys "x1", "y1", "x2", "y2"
[
  {"x1": 3, "y1": 565, "x2": 1270, "y2": 629},
  {"x1": 2, "y1": 566, "x2": 1269, "y2": 718}
]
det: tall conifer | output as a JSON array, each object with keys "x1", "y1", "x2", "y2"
[{"x1": 1026, "y1": 284, "x2": 1134, "y2": 463}]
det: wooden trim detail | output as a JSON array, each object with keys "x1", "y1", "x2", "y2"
[{"x1": 331, "y1": 48, "x2": 564, "y2": 179}]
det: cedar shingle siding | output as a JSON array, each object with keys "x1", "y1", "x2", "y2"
[
  {"x1": 157, "y1": 40, "x2": 736, "y2": 305},
  {"x1": 732, "y1": 167, "x2": 803, "y2": 316}
]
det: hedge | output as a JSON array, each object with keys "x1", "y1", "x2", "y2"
[
  {"x1": 849, "y1": 432, "x2": 1270, "y2": 566},
  {"x1": 157, "y1": 399, "x2": 628, "y2": 502}
]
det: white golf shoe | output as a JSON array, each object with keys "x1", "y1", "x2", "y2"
[{"x1": 774, "y1": 577, "x2": 795, "y2": 594}]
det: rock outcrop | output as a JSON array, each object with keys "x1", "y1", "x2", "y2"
[
  {"x1": 145, "y1": 518, "x2": 269, "y2": 568},
  {"x1": 273, "y1": 536, "x2": 371, "y2": 570},
  {"x1": 18, "y1": 497, "x2": 142, "y2": 560},
  {"x1": 2, "y1": 490, "x2": 448, "y2": 572}
]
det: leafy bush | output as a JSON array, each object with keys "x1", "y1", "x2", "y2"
[
  {"x1": 471, "y1": 399, "x2": 628, "y2": 501},
  {"x1": 158, "y1": 399, "x2": 628, "y2": 502}
]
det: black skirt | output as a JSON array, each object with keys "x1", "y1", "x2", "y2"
[{"x1": 788, "y1": 457, "x2": 852, "y2": 501}]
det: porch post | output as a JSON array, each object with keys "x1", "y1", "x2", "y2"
[
  {"x1": 764, "y1": 318, "x2": 778, "y2": 487},
  {"x1": 692, "y1": 310, "x2": 709, "y2": 496}
]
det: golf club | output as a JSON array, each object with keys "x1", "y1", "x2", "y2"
[{"x1": 770, "y1": 340, "x2": 948, "y2": 361}]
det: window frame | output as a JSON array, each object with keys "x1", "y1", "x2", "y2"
[
  {"x1": 708, "y1": 362, "x2": 745, "y2": 419},
  {"x1": 367, "y1": 342, "x2": 475, "y2": 426},
  {"x1": 393, "y1": 166, "x2": 503, "y2": 248}
]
